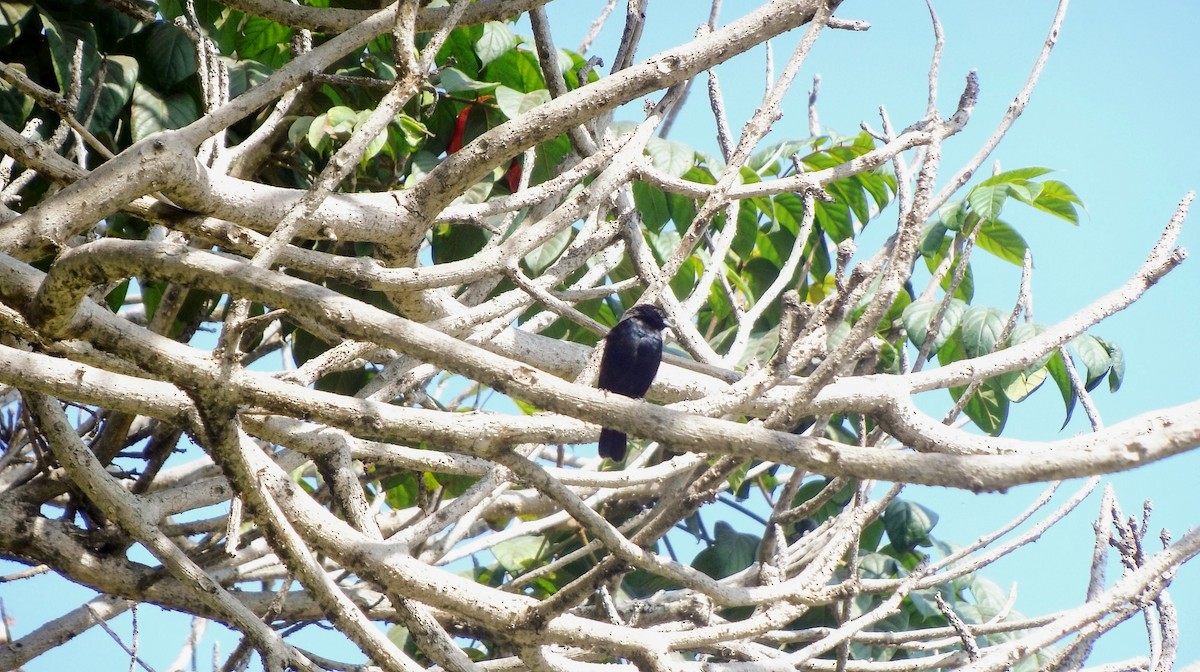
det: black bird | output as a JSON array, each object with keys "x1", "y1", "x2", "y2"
[{"x1": 596, "y1": 304, "x2": 672, "y2": 461}]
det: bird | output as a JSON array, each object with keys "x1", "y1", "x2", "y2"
[{"x1": 596, "y1": 304, "x2": 672, "y2": 461}]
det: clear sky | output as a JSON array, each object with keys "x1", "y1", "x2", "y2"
[{"x1": 5, "y1": 2, "x2": 1198, "y2": 670}]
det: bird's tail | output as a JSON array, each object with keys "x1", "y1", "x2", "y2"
[{"x1": 598, "y1": 428, "x2": 627, "y2": 461}]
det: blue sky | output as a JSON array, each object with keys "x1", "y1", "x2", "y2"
[{"x1": 6, "y1": 2, "x2": 1198, "y2": 669}]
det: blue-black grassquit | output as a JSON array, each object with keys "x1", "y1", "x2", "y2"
[{"x1": 596, "y1": 304, "x2": 672, "y2": 461}]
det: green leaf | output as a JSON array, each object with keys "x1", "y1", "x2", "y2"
[
  {"x1": 624, "y1": 549, "x2": 682, "y2": 597},
  {"x1": 41, "y1": 13, "x2": 99, "y2": 100},
  {"x1": 999, "y1": 323, "x2": 1052, "y2": 402},
  {"x1": 875, "y1": 340, "x2": 902, "y2": 374},
  {"x1": 523, "y1": 226, "x2": 571, "y2": 275},
  {"x1": 225, "y1": 57, "x2": 272, "y2": 98},
  {"x1": 807, "y1": 230, "x2": 831, "y2": 284},
  {"x1": 404, "y1": 150, "x2": 440, "y2": 187},
  {"x1": 750, "y1": 227, "x2": 781, "y2": 267},
  {"x1": 435, "y1": 24, "x2": 478, "y2": 74},
  {"x1": 883, "y1": 500, "x2": 939, "y2": 552},
  {"x1": 825, "y1": 319, "x2": 851, "y2": 352},
  {"x1": 633, "y1": 181, "x2": 670, "y2": 234},
  {"x1": 647, "y1": 227, "x2": 681, "y2": 267},
  {"x1": 966, "y1": 183, "x2": 1009, "y2": 220},
  {"x1": 728, "y1": 200, "x2": 760, "y2": 262},
  {"x1": 881, "y1": 289, "x2": 912, "y2": 335},
  {"x1": 482, "y1": 48, "x2": 543, "y2": 92},
  {"x1": 969, "y1": 575, "x2": 1011, "y2": 621},
  {"x1": 1098, "y1": 336, "x2": 1125, "y2": 392},
  {"x1": 379, "y1": 471, "x2": 418, "y2": 510},
  {"x1": 431, "y1": 222, "x2": 488, "y2": 264},
  {"x1": 682, "y1": 164, "x2": 717, "y2": 186},
  {"x1": 305, "y1": 113, "x2": 329, "y2": 150},
  {"x1": 494, "y1": 85, "x2": 549, "y2": 120},
  {"x1": 1071, "y1": 333, "x2": 1111, "y2": 391},
  {"x1": 1007, "y1": 322, "x2": 1053, "y2": 370},
  {"x1": 475, "y1": 21, "x2": 516, "y2": 67},
  {"x1": 771, "y1": 192, "x2": 806, "y2": 236},
  {"x1": 143, "y1": 22, "x2": 197, "y2": 89},
  {"x1": 325, "y1": 106, "x2": 358, "y2": 134},
  {"x1": 131, "y1": 83, "x2": 200, "y2": 141},
  {"x1": 858, "y1": 552, "x2": 901, "y2": 580},
  {"x1": 921, "y1": 232, "x2": 974, "y2": 301},
  {"x1": 791, "y1": 478, "x2": 854, "y2": 526},
  {"x1": 691, "y1": 522, "x2": 759, "y2": 580},
  {"x1": 360, "y1": 120, "x2": 388, "y2": 163},
  {"x1": 646, "y1": 136, "x2": 695, "y2": 178},
  {"x1": 237, "y1": 15, "x2": 291, "y2": 67},
  {"x1": 83, "y1": 54, "x2": 137, "y2": 137},
  {"x1": 860, "y1": 518, "x2": 886, "y2": 553},
  {"x1": 288, "y1": 114, "x2": 313, "y2": 147},
  {"x1": 815, "y1": 200, "x2": 852, "y2": 242},
  {"x1": 104, "y1": 279, "x2": 130, "y2": 312},
  {"x1": 1046, "y1": 350, "x2": 1077, "y2": 428},
  {"x1": 1006, "y1": 180, "x2": 1042, "y2": 204},
  {"x1": 920, "y1": 221, "x2": 949, "y2": 258},
  {"x1": 736, "y1": 165, "x2": 762, "y2": 187},
  {"x1": 666, "y1": 191, "x2": 697, "y2": 233},
  {"x1": 961, "y1": 382, "x2": 1009, "y2": 436},
  {"x1": 492, "y1": 534, "x2": 547, "y2": 574},
  {"x1": 386, "y1": 624, "x2": 410, "y2": 655},
  {"x1": 938, "y1": 338, "x2": 1010, "y2": 434},
  {"x1": 669, "y1": 255, "x2": 699, "y2": 307},
  {"x1": 977, "y1": 166, "x2": 1052, "y2": 186},
  {"x1": 0, "y1": 1, "x2": 34, "y2": 49},
  {"x1": 1000, "y1": 366, "x2": 1047, "y2": 403},
  {"x1": 976, "y1": 219, "x2": 1029, "y2": 266},
  {"x1": 727, "y1": 461, "x2": 752, "y2": 499},
  {"x1": 206, "y1": 2, "x2": 242, "y2": 54},
  {"x1": 139, "y1": 278, "x2": 165, "y2": 323},
  {"x1": 557, "y1": 47, "x2": 591, "y2": 88},
  {"x1": 958, "y1": 306, "x2": 1007, "y2": 358},
  {"x1": 908, "y1": 587, "x2": 948, "y2": 620},
  {"x1": 437, "y1": 66, "x2": 500, "y2": 93},
  {"x1": 1029, "y1": 179, "x2": 1083, "y2": 224},
  {"x1": 532, "y1": 132, "x2": 572, "y2": 186},
  {"x1": 455, "y1": 178, "x2": 495, "y2": 206},
  {"x1": 935, "y1": 199, "x2": 968, "y2": 232},
  {"x1": 860, "y1": 168, "x2": 896, "y2": 210},
  {"x1": 827, "y1": 174, "x2": 871, "y2": 227},
  {"x1": 0, "y1": 63, "x2": 33, "y2": 129},
  {"x1": 390, "y1": 112, "x2": 430, "y2": 153},
  {"x1": 902, "y1": 298, "x2": 966, "y2": 355},
  {"x1": 748, "y1": 138, "x2": 800, "y2": 173},
  {"x1": 951, "y1": 259, "x2": 974, "y2": 302}
]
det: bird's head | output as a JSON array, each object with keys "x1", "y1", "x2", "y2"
[{"x1": 626, "y1": 304, "x2": 674, "y2": 332}]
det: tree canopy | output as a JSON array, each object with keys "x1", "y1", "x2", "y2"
[{"x1": 0, "y1": 1, "x2": 1194, "y2": 670}]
